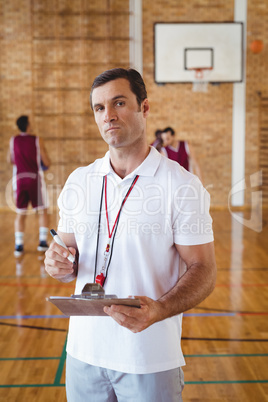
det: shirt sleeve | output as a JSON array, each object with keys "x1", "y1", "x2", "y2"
[
  {"x1": 161, "y1": 147, "x2": 168, "y2": 157},
  {"x1": 172, "y1": 176, "x2": 214, "y2": 245}
]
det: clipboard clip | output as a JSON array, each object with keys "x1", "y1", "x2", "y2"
[{"x1": 71, "y1": 283, "x2": 117, "y2": 299}]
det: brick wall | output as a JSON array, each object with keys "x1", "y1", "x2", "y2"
[
  {"x1": 0, "y1": 0, "x2": 129, "y2": 209},
  {"x1": 0, "y1": 0, "x2": 267, "y2": 209}
]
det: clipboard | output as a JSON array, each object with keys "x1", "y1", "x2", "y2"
[{"x1": 47, "y1": 283, "x2": 140, "y2": 317}]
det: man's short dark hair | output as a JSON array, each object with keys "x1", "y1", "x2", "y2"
[
  {"x1": 90, "y1": 68, "x2": 147, "y2": 110},
  {"x1": 162, "y1": 127, "x2": 175, "y2": 136},
  {"x1": 16, "y1": 115, "x2": 29, "y2": 132}
]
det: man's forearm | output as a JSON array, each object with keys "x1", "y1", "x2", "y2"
[{"x1": 156, "y1": 262, "x2": 217, "y2": 321}]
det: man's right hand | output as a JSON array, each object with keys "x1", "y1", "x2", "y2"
[{"x1": 44, "y1": 241, "x2": 77, "y2": 283}]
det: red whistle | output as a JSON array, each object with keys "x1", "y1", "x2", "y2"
[
  {"x1": 95, "y1": 273, "x2": 105, "y2": 286},
  {"x1": 106, "y1": 244, "x2": 110, "y2": 253}
]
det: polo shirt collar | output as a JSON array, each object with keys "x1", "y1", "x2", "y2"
[{"x1": 99, "y1": 146, "x2": 161, "y2": 179}]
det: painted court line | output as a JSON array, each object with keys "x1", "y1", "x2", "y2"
[
  {"x1": 0, "y1": 282, "x2": 74, "y2": 288},
  {"x1": 1, "y1": 311, "x2": 267, "y2": 319},
  {"x1": 216, "y1": 283, "x2": 268, "y2": 287},
  {"x1": 54, "y1": 336, "x2": 67, "y2": 385},
  {"x1": 184, "y1": 353, "x2": 268, "y2": 358},
  {"x1": 182, "y1": 337, "x2": 268, "y2": 342},
  {"x1": 0, "y1": 357, "x2": 60, "y2": 361},
  {"x1": 1, "y1": 353, "x2": 267, "y2": 362},
  {"x1": 184, "y1": 312, "x2": 235, "y2": 317},
  {"x1": 186, "y1": 380, "x2": 268, "y2": 385},
  {"x1": 1, "y1": 350, "x2": 267, "y2": 388}
]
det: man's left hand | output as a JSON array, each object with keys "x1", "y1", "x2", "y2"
[{"x1": 103, "y1": 296, "x2": 165, "y2": 333}]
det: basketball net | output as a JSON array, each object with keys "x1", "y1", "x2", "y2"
[{"x1": 191, "y1": 68, "x2": 212, "y2": 93}]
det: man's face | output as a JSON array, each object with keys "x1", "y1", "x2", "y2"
[
  {"x1": 91, "y1": 78, "x2": 149, "y2": 149},
  {"x1": 161, "y1": 131, "x2": 173, "y2": 147}
]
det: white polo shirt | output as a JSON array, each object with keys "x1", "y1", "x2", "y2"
[{"x1": 58, "y1": 146, "x2": 214, "y2": 374}]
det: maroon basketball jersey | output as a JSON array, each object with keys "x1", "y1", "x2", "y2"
[
  {"x1": 10, "y1": 133, "x2": 47, "y2": 210},
  {"x1": 164, "y1": 141, "x2": 189, "y2": 171},
  {"x1": 10, "y1": 133, "x2": 42, "y2": 174}
]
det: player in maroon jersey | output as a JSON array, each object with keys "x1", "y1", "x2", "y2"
[
  {"x1": 161, "y1": 126, "x2": 202, "y2": 181},
  {"x1": 8, "y1": 115, "x2": 51, "y2": 257}
]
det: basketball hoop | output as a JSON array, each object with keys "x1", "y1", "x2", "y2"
[{"x1": 190, "y1": 67, "x2": 213, "y2": 93}]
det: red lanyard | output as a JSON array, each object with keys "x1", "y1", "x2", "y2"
[
  {"x1": 95, "y1": 174, "x2": 139, "y2": 286},
  {"x1": 105, "y1": 174, "x2": 139, "y2": 242}
]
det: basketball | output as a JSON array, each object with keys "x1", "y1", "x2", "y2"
[{"x1": 250, "y1": 39, "x2": 264, "y2": 54}]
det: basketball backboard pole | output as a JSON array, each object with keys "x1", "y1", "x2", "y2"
[
  {"x1": 231, "y1": 0, "x2": 247, "y2": 206},
  {"x1": 129, "y1": 0, "x2": 143, "y2": 74}
]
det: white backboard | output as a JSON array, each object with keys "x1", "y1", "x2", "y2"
[{"x1": 154, "y1": 22, "x2": 243, "y2": 83}]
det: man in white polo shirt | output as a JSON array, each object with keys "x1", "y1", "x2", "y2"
[{"x1": 45, "y1": 68, "x2": 217, "y2": 401}]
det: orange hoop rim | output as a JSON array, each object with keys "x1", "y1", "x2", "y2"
[{"x1": 188, "y1": 67, "x2": 213, "y2": 79}]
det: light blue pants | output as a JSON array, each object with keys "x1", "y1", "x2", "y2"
[{"x1": 66, "y1": 353, "x2": 184, "y2": 402}]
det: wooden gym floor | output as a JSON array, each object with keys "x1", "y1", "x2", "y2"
[{"x1": 0, "y1": 209, "x2": 267, "y2": 401}]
